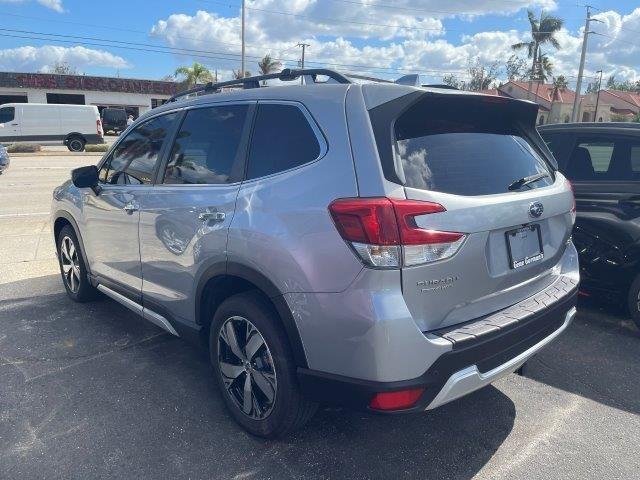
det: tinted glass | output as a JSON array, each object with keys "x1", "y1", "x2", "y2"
[
  {"x1": 104, "y1": 113, "x2": 177, "y2": 185},
  {"x1": 394, "y1": 99, "x2": 553, "y2": 196},
  {"x1": 578, "y1": 142, "x2": 614, "y2": 172},
  {"x1": 0, "y1": 107, "x2": 15, "y2": 123},
  {"x1": 565, "y1": 140, "x2": 614, "y2": 181},
  {"x1": 247, "y1": 103, "x2": 321, "y2": 180},
  {"x1": 631, "y1": 145, "x2": 640, "y2": 174},
  {"x1": 163, "y1": 105, "x2": 248, "y2": 185}
]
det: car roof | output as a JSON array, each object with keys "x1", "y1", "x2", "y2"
[{"x1": 141, "y1": 81, "x2": 535, "y2": 123}]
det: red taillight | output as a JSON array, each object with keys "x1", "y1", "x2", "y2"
[
  {"x1": 328, "y1": 198, "x2": 400, "y2": 245},
  {"x1": 566, "y1": 180, "x2": 576, "y2": 213},
  {"x1": 369, "y1": 388, "x2": 425, "y2": 411},
  {"x1": 97, "y1": 119, "x2": 103, "y2": 136},
  {"x1": 329, "y1": 197, "x2": 465, "y2": 268},
  {"x1": 390, "y1": 199, "x2": 464, "y2": 245},
  {"x1": 566, "y1": 180, "x2": 576, "y2": 225}
]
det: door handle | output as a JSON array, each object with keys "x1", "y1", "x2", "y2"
[
  {"x1": 198, "y1": 209, "x2": 225, "y2": 222},
  {"x1": 10, "y1": 123, "x2": 18, "y2": 126},
  {"x1": 123, "y1": 201, "x2": 139, "y2": 214}
]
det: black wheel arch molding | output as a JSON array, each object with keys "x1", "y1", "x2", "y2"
[
  {"x1": 195, "y1": 260, "x2": 309, "y2": 368},
  {"x1": 53, "y1": 210, "x2": 92, "y2": 276}
]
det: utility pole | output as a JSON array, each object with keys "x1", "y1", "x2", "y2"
[
  {"x1": 241, "y1": 0, "x2": 246, "y2": 78},
  {"x1": 571, "y1": 5, "x2": 602, "y2": 122},
  {"x1": 297, "y1": 43, "x2": 310, "y2": 84},
  {"x1": 594, "y1": 69, "x2": 603, "y2": 122}
]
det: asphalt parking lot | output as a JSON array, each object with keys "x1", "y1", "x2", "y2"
[{"x1": 1, "y1": 153, "x2": 639, "y2": 480}]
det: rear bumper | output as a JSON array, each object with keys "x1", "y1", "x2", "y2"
[{"x1": 297, "y1": 283, "x2": 578, "y2": 412}]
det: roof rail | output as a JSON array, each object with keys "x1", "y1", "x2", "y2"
[
  {"x1": 168, "y1": 68, "x2": 352, "y2": 102},
  {"x1": 421, "y1": 84, "x2": 459, "y2": 90}
]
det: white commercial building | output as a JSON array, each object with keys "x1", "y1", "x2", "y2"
[{"x1": 0, "y1": 72, "x2": 177, "y2": 119}]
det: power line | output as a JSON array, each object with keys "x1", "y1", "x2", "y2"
[{"x1": 0, "y1": 29, "x2": 477, "y2": 79}]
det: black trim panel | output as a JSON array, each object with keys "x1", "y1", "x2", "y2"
[
  {"x1": 53, "y1": 210, "x2": 91, "y2": 276},
  {"x1": 195, "y1": 261, "x2": 308, "y2": 368},
  {"x1": 297, "y1": 288, "x2": 577, "y2": 412}
]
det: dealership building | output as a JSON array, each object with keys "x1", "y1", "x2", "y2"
[{"x1": 0, "y1": 72, "x2": 178, "y2": 118}]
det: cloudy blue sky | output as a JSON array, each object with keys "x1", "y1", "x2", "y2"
[{"x1": 0, "y1": 0, "x2": 638, "y2": 91}]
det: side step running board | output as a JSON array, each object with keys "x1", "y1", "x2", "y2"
[{"x1": 97, "y1": 284, "x2": 179, "y2": 337}]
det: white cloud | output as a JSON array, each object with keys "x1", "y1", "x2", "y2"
[
  {"x1": 0, "y1": 45, "x2": 131, "y2": 73},
  {"x1": 0, "y1": 0, "x2": 64, "y2": 12},
  {"x1": 37, "y1": 0, "x2": 63, "y2": 13},
  {"x1": 150, "y1": 5, "x2": 640, "y2": 84}
]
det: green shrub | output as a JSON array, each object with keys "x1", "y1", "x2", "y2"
[
  {"x1": 6, "y1": 143, "x2": 42, "y2": 153},
  {"x1": 84, "y1": 143, "x2": 110, "y2": 152}
]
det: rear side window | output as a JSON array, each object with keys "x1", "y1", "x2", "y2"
[
  {"x1": 393, "y1": 97, "x2": 553, "y2": 196},
  {"x1": 163, "y1": 105, "x2": 248, "y2": 185},
  {"x1": 0, "y1": 107, "x2": 15, "y2": 123},
  {"x1": 103, "y1": 112, "x2": 177, "y2": 185},
  {"x1": 246, "y1": 103, "x2": 321, "y2": 180},
  {"x1": 632, "y1": 145, "x2": 640, "y2": 174},
  {"x1": 564, "y1": 139, "x2": 615, "y2": 181}
]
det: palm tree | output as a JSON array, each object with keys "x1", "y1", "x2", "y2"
[
  {"x1": 174, "y1": 62, "x2": 214, "y2": 87},
  {"x1": 257, "y1": 54, "x2": 282, "y2": 85},
  {"x1": 512, "y1": 10, "x2": 563, "y2": 98},
  {"x1": 257, "y1": 54, "x2": 282, "y2": 75},
  {"x1": 232, "y1": 69, "x2": 251, "y2": 79},
  {"x1": 534, "y1": 54, "x2": 553, "y2": 83},
  {"x1": 553, "y1": 75, "x2": 568, "y2": 91}
]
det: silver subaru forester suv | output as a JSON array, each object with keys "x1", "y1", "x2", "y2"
[{"x1": 51, "y1": 69, "x2": 579, "y2": 437}]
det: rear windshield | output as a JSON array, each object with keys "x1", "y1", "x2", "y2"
[{"x1": 392, "y1": 96, "x2": 553, "y2": 196}]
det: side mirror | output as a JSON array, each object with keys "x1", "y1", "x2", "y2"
[{"x1": 72, "y1": 165, "x2": 101, "y2": 194}]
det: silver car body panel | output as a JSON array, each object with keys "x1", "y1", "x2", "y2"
[{"x1": 51, "y1": 82, "x2": 579, "y2": 400}]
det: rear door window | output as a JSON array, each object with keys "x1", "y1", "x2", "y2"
[
  {"x1": 163, "y1": 104, "x2": 249, "y2": 184},
  {"x1": 393, "y1": 98, "x2": 553, "y2": 196},
  {"x1": 246, "y1": 103, "x2": 321, "y2": 180}
]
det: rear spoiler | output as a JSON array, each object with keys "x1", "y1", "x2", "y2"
[{"x1": 368, "y1": 90, "x2": 555, "y2": 186}]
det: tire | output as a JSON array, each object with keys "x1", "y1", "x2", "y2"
[
  {"x1": 56, "y1": 224, "x2": 97, "y2": 302},
  {"x1": 67, "y1": 136, "x2": 86, "y2": 152},
  {"x1": 210, "y1": 291, "x2": 317, "y2": 438},
  {"x1": 628, "y1": 275, "x2": 640, "y2": 330}
]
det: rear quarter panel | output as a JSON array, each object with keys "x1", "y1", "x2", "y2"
[{"x1": 228, "y1": 92, "x2": 363, "y2": 294}]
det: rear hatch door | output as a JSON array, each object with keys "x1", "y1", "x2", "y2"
[{"x1": 372, "y1": 92, "x2": 574, "y2": 331}]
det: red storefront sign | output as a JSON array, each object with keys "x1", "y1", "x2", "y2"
[{"x1": 0, "y1": 72, "x2": 178, "y2": 95}]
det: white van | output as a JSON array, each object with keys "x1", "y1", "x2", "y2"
[{"x1": 0, "y1": 103, "x2": 104, "y2": 152}]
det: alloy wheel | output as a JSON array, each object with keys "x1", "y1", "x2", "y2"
[
  {"x1": 60, "y1": 236, "x2": 81, "y2": 293},
  {"x1": 217, "y1": 316, "x2": 277, "y2": 420}
]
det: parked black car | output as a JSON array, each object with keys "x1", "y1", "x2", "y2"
[
  {"x1": 539, "y1": 122, "x2": 640, "y2": 327},
  {"x1": 101, "y1": 108, "x2": 127, "y2": 135},
  {"x1": 0, "y1": 145, "x2": 9, "y2": 174}
]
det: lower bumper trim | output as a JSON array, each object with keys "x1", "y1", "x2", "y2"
[
  {"x1": 426, "y1": 306, "x2": 576, "y2": 410},
  {"x1": 297, "y1": 288, "x2": 578, "y2": 413}
]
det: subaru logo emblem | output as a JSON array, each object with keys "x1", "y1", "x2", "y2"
[{"x1": 529, "y1": 201, "x2": 544, "y2": 218}]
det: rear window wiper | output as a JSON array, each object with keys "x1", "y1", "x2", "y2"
[{"x1": 508, "y1": 172, "x2": 550, "y2": 191}]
